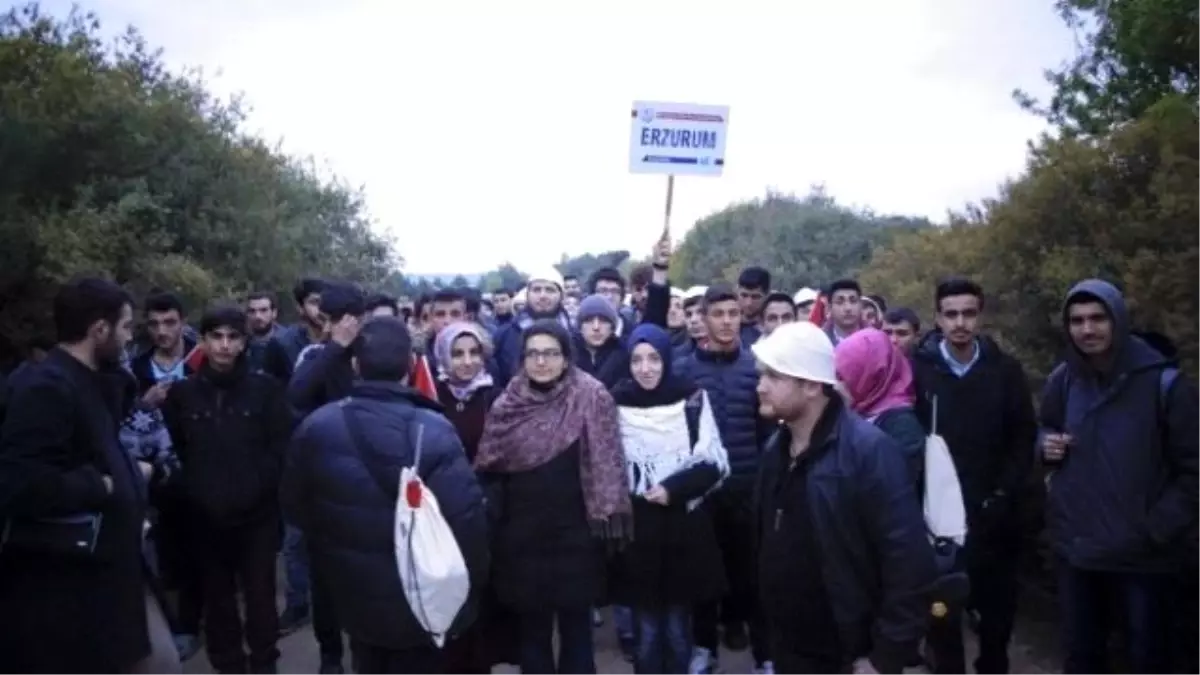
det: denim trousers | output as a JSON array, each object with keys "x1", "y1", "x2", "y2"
[{"x1": 633, "y1": 606, "x2": 691, "y2": 674}]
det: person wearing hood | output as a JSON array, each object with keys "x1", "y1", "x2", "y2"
[
  {"x1": 911, "y1": 277, "x2": 1037, "y2": 675},
  {"x1": 493, "y1": 269, "x2": 571, "y2": 387},
  {"x1": 834, "y1": 328, "x2": 924, "y2": 484},
  {"x1": 752, "y1": 322, "x2": 937, "y2": 674},
  {"x1": 162, "y1": 305, "x2": 292, "y2": 675},
  {"x1": 573, "y1": 295, "x2": 630, "y2": 390},
  {"x1": 475, "y1": 320, "x2": 632, "y2": 674},
  {"x1": 1038, "y1": 279, "x2": 1198, "y2": 674},
  {"x1": 611, "y1": 325, "x2": 730, "y2": 674},
  {"x1": 587, "y1": 266, "x2": 638, "y2": 339}
]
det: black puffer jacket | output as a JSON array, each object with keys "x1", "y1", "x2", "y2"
[{"x1": 282, "y1": 382, "x2": 490, "y2": 650}]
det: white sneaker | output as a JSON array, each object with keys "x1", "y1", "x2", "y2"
[
  {"x1": 754, "y1": 661, "x2": 775, "y2": 675},
  {"x1": 689, "y1": 647, "x2": 717, "y2": 674}
]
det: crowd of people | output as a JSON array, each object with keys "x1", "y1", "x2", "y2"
[{"x1": 0, "y1": 238, "x2": 1195, "y2": 675}]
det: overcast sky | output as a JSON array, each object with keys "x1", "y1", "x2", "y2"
[{"x1": 46, "y1": 0, "x2": 1078, "y2": 274}]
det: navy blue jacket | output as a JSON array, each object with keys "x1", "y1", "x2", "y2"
[
  {"x1": 492, "y1": 310, "x2": 573, "y2": 388},
  {"x1": 282, "y1": 382, "x2": 489, "y2": 649},
  {"x1": 673, "y1": 344, "x2": 766, "y2": 491},
  {"x1": 263, "y1": 323, "x2": 317, "y2": 381},
  {"x1": 755, "y1": 399, "x2": 936, "y2": 673},
  {"x1": 1039, "y1": 279, "x2": 1198, "y2": 573},
  {"x1": 572, "y1": 334, "x2": 629, "y2": 391},
  {"x1": 287, "y1": 342, "x2": 355, "y2": 420}
]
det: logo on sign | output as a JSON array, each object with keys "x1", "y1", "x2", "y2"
[{"x1": 639, "y1": 108, "x2": 655, "y2": 124}]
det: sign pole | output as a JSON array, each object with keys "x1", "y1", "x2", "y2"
[{"x1": 662, "y1": 173, "x2": 675, "y2": 240}]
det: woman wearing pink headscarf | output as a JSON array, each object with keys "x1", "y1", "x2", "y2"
[{"x1": 834, "y1": 328, "x2": 925, "y2": 483}]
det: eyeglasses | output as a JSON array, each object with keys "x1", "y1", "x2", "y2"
[{"x1": 524, "y1": 349, "x2": 564, "y2": 363}]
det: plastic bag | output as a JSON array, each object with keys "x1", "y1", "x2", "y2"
[
  {"x1": 394, "y1": 424, "x2": 470, "y2": 648},
  {"x1": 923, "y1": 397, "x2": 967, "y2": 546}
]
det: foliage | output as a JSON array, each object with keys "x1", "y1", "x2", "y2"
[
  {"x1": 478, "y1": 262, "x2": 529, "y2": 293},
  {"x1": 1014, "y1": 0, "x2": 1199, "y2": 136},
  {"x1": 864, "y1": 96, "x2": 1199, "y2": 382},
  {"x1": 0, "y1": 4, "x2": 395, "y2": 358},
  {"x1": 555, "y1": 249, "x2": 630, "y2": 284},
  {"x1": 669, "y1": 187, "x2": 933, "y2": 291}
]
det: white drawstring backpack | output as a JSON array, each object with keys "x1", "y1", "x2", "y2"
[
  {"x1": 924, "y1": 396, "x2": 967, "y2": 546},
  {"x1": 393, "y1": 424, "x2": 471, "y2": 648}
]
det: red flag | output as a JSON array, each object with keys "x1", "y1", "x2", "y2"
[
  {"x1": 184, "y1": 343, "x2": 206, "y2": 372},
  {"x1": 410, "y1": 354, "x2": 438, "y2": 401},
  {"x1": 807, "y1": 294, "x2": 828, "y2": 326}
]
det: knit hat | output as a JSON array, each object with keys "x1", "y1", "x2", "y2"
[
  {"x1": 576, "y1": 294, "x2": 618, "y2": 327},
  {"x1": 751, "y1": 320, "x2": 837, "y2": 384},
  {"x1": 528, "y1": 267, "x2": 565, "y2": 291}
]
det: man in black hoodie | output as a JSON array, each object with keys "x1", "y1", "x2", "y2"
[
  {"x1": 912, "y1": 277, "x2": 1037, "y2": 675},
  {"x1": 163, "y1": 306, "x2": 292, "y2": 675}
]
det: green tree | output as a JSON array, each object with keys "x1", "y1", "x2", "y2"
[
  {"x1": 555, "y1": 250, "x2": 631, "y2": 286},
  {"x1": 1014, "y1": 0, "x2": 1199, "y2": 135},
  {"x1": 480, "y1": 262, "x2": 528, "y2": 292},
  {"x1": 0, "y1": 3, "x2": 395, "y2": 355},
  {"x1": 671, "y1": 188, "x2": 932, "y2": 292}
]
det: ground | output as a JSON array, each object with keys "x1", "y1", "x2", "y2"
[{"x1": 184, "y1": 605, "x2": 1061, "y2": 674}]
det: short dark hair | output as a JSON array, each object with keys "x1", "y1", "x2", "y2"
[
  {"x1": 738, "y1": 266, "x2": 771, "y2": 291},
  {"x1": 462, "y1": 290, "x2": 482, "y2": 316},
  {"x1": 352, "y1": 316, "x2": 413, "y2": 381},
  {"x1": 884, "y1": 308, "x2": 921, "y2": 332},
  {"x1": 414, "y1": 293, "x2": 432, "y2": 318},
  {"x1": 293, "y1": 278, "x2": 327, "y2": 306},
  {"x1": 683, "y1": 295, "x2": 704, "y2": 310},
  {"x1": 246, "y1": 291, "x2": 275, "y2": 308},
  {"x1": 53, "y1": 277, "x2": 133, "y2": 344},
  {"x1": 588, "y1": 267, "x2": 626, "y2": 295},
  {"x1": 702, "y1": 283, "x2": 738, "y2": 310},
  {"x1": 562, "y1": 274, "x2": 578, "y2": 282},
  {"x1": 200, "y1": 305, "x2": 248, "y2": 336},
  {"x1": 935, "y1": 277, "x2": 984, "y2": 312},
  {"x1": 493, "y1": 288, "x2": 512, "y2": 299},
  {"x1": 144, "y1": 291, "x2": 184, "y2": 317},
  {"x1": 629, "y1": 264, "x2": 653, "y2": 289},
  {"x1": 828, "y1": 278, "x2": 862, "y2": 297},
  {"x1": 867, "y1": 294, "x2": 887, "y2": 313},
  {"x1": 763, "y1": 291, "x2": 795, "y2": 310},
  {"x1": 364, "y1": 293, "x2": 400, "y2": 316},
  {"x1": 431, "y1": 289, "x2": 465, "y2": 306}
]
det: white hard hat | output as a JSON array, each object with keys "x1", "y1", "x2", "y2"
[
  {"x1": 528, "y1": 267, "x2": 564, "y2": 290},
  {"x1": 751, "y1": 321, "x2": 838, "y2": 384},
  {"x1": 669, "y1": 286, "x2": 685, "y2": 299},
  {"x1": 794, "y1": 287, "x2": 819, "y2": 306},
  {"x1": 513, "y1": 287, "x2": 528, "y2": 304},
  {"x1": 683, "y1": 285, "x2": 708, "y2": 301}
]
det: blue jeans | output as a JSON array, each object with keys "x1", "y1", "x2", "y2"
[
  {"x1": 282, "y1": 523, "x2": 310, "y2": 611},
  {"x1": 519, "y1": 608, "x2": 595, "y2": 674},
  {"x1": 633, "y1": 606, "x2": 691, "y2": 674},
  {"x1": 613, "y1": 604, "x2": 635, "y2": 643},
  {"x1": 1058, "y1": 563, "x2": 1171, "y2": 673}
]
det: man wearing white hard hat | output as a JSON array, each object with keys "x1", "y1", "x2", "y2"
[
  {"x1": 751, "y1": 322, "x2": 936, "y2": 675},
  {"x1": 793, "y1": 287, "x2": 819, "y2": 319},
  {"x1": 492, "y1": 267, "x2": 570, "y2": 386}
]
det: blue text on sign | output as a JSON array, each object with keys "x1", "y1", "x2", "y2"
[{"x1": 639, "y1": 127, "x2": 718, "y2": 150}]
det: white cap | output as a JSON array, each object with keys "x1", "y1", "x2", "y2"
[
  {"x1": 794, "y1": 287, "x2": 819, "y2": 306},
  {"x1": 751, "y1": 321, "x2": 838, "y2": 384},
  {"x1": 683, "y1": 285, "x2": 708, "y2": 301},
  {"x1": 669, "y1": 286, "x2": 685, "y2": 299},
  {"x1": 527, "y1": 267, "x2": 564, "y2": 290},
  {"x1": 513, "y1": 287, "x2": 528, "y2": 304}
]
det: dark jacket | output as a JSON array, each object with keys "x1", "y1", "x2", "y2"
[
  {"x1": 1039, "y1": 279, "x2": 1199, "y2": 573},
  {"x1": 740, "y1": 322, "x2": 762, "y2": 348},
  {"x1": 673, "y1": 345, "x2": 766, "y2": 491},
  {"x1": 434, "y1": 381, "x2": 498, "y2": 464},
  {"x1": 245, "y1": 325, "x2": 284, "y2": 374},
  {"x1": 287, "y1": 341, "x2": 355, "y2": 419},
  {"x1": 263, "y1": 323, "x2": 318, "y2": 381},
  {"x1": 755, "y1": 399, "x2": 937, "y2": 673},
  {"x1": 572, "y1": 334, "x2": 629, "y2": 391},
  {"x1": 911, "y1": 331, "x2": 1037, "y2": 534},
  {"x1": 874, "y1": 407, "x2": 926, "y2": 487},
  {"x1": 162, "y1": 361, "x2": 291, "y2": 527},
  {"x1": 282, "y1": 382, "x2": 489, "y2": 650},
  {"x1": 0, "y1": 349, "x2": 154, "y2": 672}
]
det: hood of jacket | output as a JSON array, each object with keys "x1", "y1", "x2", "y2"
[{"x1": 1061, "y1": 279, "x2": 1170, "y2": 377}]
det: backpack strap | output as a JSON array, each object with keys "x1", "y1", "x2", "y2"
[
  {"x1": 684, "y1": 390, "x2": 704, "y2": 449},
  {"x1": 338, "y1": 399, "x2": 425, "y2": 502}
]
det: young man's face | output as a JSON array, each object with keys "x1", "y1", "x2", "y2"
[
  {"x1": 429, "y1": 300, "x2": 466, "y2": 337},
  {"x1": 685, "y1": 302, "x2": 707, "y2": 340},
  {"x1": 936, "y1": 294, "x2": 981, "y2": 348},
  {"x1": 580, "y1": 316, "x2": 614, "y2": 348},
  {"x1": 563, "y1": 277, "x2": 581, "y2": 296},
  {"x1": 883, "y1": 320, "x2": 918, "y2": 355},
  {"x1": 202, "y1": 326, "x2": 246, "y2": 369},
  {"x1": 831, "y1": 289, "x2": 862, "y2": 331},
  {"x1": 667, "y1": 296, "x2": 685, "y2": 329},
  {"x1": 301, "y1": 293, "x2": 323, "y2": 327},
  {"x1": 631, "y1": 284, "x2": 648, "y2": 312},
  {"x1": 493, "y1": 293, "x2": 512, "y2": 316},
  {"x1": 147, "y1": 308, "x2": 183, "y2": 352},
  {"x1": 761, "y1": 300, "x2": 796, "y2": 337},
  {"x1": 527, "y1": 281, "x2": 561, "y2": 314},
  {"x1": 738, "y1": 285, "x2": 766, "y2": 320},
  {"x1": 246, "y1": 298, "x2": 277, "y2": 335},
  {"x1": 703, "y1": 299, "x2": 741, "y2": 347},
  {"x1": 1067, "y1": 301, "x2": 1113, "y2": 357},
  {"x1": 593, "y1": 279, "x2": 623, "y2": 311}
]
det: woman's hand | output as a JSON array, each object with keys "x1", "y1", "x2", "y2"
[{"x1": 645, "y1": 485, "x2": 671, "y2": 506}]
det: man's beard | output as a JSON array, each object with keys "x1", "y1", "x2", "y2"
[{"x1": 96, "y1": 337, "x2": 124, "y2": 368}]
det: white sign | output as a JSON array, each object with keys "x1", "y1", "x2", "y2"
[{"x1": 629, "y1": 101, "x2": 730, "y2": 177}]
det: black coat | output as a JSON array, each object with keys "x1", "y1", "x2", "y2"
[
  {"x1": 484, "y1": 443, "x2": 605, "y2": 612},
  {"x1": 0, "y1": 349, "x2": 155, "y2": 672}
]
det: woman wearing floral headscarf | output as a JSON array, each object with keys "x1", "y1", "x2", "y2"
[
  {"x1": 475, "y1": 320, "x2": 632, "y2": 675},
  {"x1": 610, "y1": 324, "x2": 729, "y2": 674},
  {"x1": 427, "y1": 321, "x2": 504, "y2": 673},
  {"x1": 834, "y1": 327, "x2": 924, "y2": 483}
]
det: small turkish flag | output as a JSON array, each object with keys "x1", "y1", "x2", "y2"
[
  {"x1": 410, "y1": 354, "x2": 438, "y2": 401},
  {"x1": 184, "y1": 344, "x2": 206, "y2": 372},
  {"x1": 808, "y1": 294, "x2": 828, "y2": 326}
]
